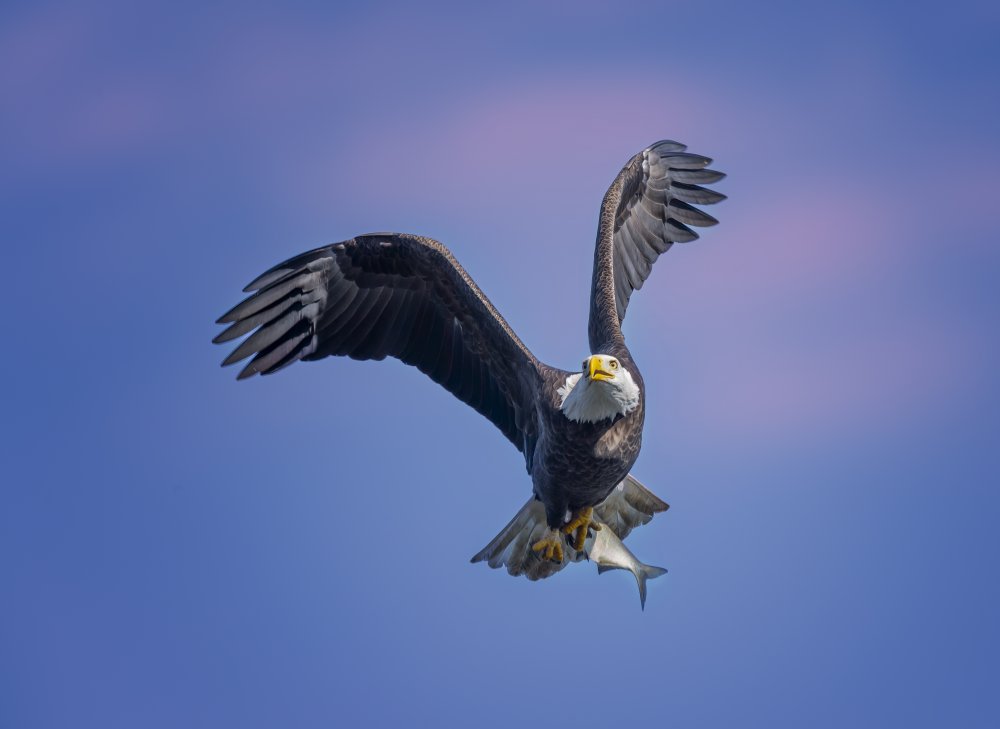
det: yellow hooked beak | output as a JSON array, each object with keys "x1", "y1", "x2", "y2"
[{"x1": 588, "y1": 356, "x2": 614, "y2": 382}]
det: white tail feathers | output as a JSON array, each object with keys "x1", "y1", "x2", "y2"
[
  {"x1": 471, "y1": 473, "x2": 670, "y2": 593},
  {"x1": 470, "y1": 499, "x2": 581, "y2": 581}
]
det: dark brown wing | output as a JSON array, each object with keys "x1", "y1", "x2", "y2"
[
  {"x1": 214, "y1": 233, "x2": 541, "y2": 455},
  {"x1": 588, "y1": 140, "x2": 726, "y2": 351}
]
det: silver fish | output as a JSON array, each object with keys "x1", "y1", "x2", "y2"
[{"x1": 585, "y1": 523, "x2": 667, "y2": 609}]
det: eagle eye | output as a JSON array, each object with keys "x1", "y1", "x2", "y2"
[{"x1": 610, "y1": 360, "x2": 619, "y2": 369}]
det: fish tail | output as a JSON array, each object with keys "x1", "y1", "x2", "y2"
[
  {"x1": 636, "y1": 563, "x2": 668, "y2": 610},
  {"x1": 595, "y1": 561, "x2": 667, "y2": 609}
]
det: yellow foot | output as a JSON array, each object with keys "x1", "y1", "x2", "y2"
[
  {"x1": 562, "y1": 506, "x2": 602, "y2": 551},
  {"x1": 531, "y1": 528, "x2": 565, "y2": 563}
]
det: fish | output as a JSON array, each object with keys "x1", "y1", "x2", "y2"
[{"x1": 584, "y1": 521, "x2": 668, "y2": 609}]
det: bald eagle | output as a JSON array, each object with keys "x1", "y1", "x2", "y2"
[{"x1": 215, "y1": 140, "x2": 724, "y2": 584}]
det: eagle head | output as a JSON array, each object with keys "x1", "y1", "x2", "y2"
[{"x1": 558, "y1": 354, "x2": 640, "y2": 423}]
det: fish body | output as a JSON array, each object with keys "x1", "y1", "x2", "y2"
[{"x1": 585, "y1": 523, "x2": 667, "y2": 609}]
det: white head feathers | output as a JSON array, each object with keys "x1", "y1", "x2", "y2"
[{"x1": 558, "y1": 354, "x2": 640, "y2": 424}]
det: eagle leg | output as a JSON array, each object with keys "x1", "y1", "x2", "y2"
[
  {"x1": 531, "y1": 528, "x2": 565, "y2": 563},
  {"x1": 562, "y1": 506, "x2": 602, "y2": 551}
]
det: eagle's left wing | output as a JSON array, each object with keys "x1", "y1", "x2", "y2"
[{"x1": 588, "y1": 140, "x2": 726, "y2": 352}]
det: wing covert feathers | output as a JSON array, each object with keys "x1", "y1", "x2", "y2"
[{"x1": 589, "y1": 140, "x2": 726, "y2": 352}]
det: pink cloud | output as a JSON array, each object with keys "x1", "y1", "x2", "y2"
[
  {"x1": 0, "y1": 9, "x2": 354, "y2": 171},
  {"x1": 293, "y1": 71, "x2": 732, "y2": 217},
  {"x1": 637, "y1": 178, "x2": 990, "y2": 445},
  {"x1": 673, "y1": 315, "x2": 982, "y2": 444},
  {"x1": 665, "y1": 180, "x2": 903, "y2": 316},
  {"x1": 0, "y1": 5, "x2": 92, "y2": 95},
  {"x1": 0, "y1": 6, "x2": 167, "y2": 165}
]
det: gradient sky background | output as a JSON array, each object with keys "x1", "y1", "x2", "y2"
[{"x1": 2, "y1": 1, "x2": 999, "y2": 727}]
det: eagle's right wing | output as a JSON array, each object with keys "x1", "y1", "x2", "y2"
[{"x1": 214, "y1": 233, "x2": 541, "y2": 457}]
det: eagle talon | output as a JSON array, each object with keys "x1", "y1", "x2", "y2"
[
  {"x1": 562, "y1": 507, "x2": 601, "y2": 551},
  {"x1": 531, "y1": 529, "x2": 565, "y2": 563}
]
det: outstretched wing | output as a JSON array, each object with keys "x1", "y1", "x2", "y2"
[
  {"x1": 214, "y1": 233, "x2": 541, "y2": 455},
  {"x1": 589, "y1": 140, "x2": 726, "y2": 351}
]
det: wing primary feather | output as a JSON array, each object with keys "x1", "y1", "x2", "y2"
[
  {"x1": 213, "y1": 298, "x2": 295, "y2": 344},
  {"x1": 672, "y1": 182, "x2": 728, "y2": 206},
  {"x1": 671, "y1": 168, "x2": 726, "y2": 185},
  {"x1": 242, "y1": 267, "x2": 295, "y2": 293},
  {"x1": 242, "y1": 245, "x2": 335, "y2": 292},
  {"x1": 221, "y1": 302, "x2": 316, "y2": 366},
  {"x1": 667, "y1": 200, "x2": 719, "y2": 227},
  {"x1": 218, "y1": 271, "x2": 316, "y2": 324},
  {"x1": 213, "y1": 286, "x2": 325, "y2": 344},
  {"x1": 242, "y1": 323, "x2": 311, "y2": 377},
  {"x1": 648, "y1": 140, "x2": 687, "y2": 154},
  {"x1": 661, "y1": 152, "x2": 712, "y2": 170},
  {"x1": 259, "y1": 336, "x2": 313, "y2": 376},
  {"x1": 664, "y1": 219, "x2": 699, "y2": 242}
]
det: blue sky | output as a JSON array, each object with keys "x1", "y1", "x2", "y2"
[{"x1": 2, "y1": 1, "x2": 999, "y2": 727}]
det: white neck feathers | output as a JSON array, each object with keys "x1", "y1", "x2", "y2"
[{"x1": 558, "y1": 369, "x2": 640, "y2": 424}]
